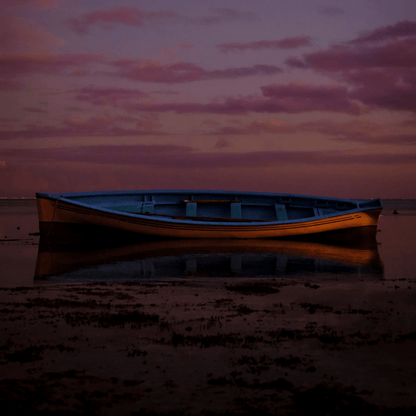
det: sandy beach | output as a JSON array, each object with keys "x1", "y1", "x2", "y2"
[{"x1": 1, "y1": 275, "x2": 415, "y2": 415}]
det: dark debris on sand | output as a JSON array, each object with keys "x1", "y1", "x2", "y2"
[{"x1": 1, "y1": 280, "x2": 415, "y2": 415}]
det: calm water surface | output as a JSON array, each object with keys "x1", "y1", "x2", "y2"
[{"x1": 0, "y1": 199, "x2": 415, "y2": 287}]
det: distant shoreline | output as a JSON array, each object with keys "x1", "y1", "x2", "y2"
[{"x1": 0, "y1": 197, "x2": 415, "y2": 201}]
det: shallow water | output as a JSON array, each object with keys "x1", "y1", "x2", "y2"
[{"x1": 0, "y1": 199, "x2": 415, "y2": 287}]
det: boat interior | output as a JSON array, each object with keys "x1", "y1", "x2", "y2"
[{"x1": 59, "y1": 192, "x2": 382, "y2": 222}]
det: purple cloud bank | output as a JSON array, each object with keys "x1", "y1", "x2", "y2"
[
  {"x1": 0, "y1": 115, "x2": 167, "y2": 140},
  {"x1": 74, "y1": 87, "x2": 148, "y2": 106},
  {"x1": 122, "y1": 83, "x2": 360, "y2": 115},
  {"x1": 349, "y1": 20, "x2": 416, "y2": 44},
  {"x1": 65, "y1": 7, "x2": 257, "y2": 35},
  {"x1": 286, "y1": 21, "x2": 416, "y2": 113},
  {"x1": 3, "y1": 145, "x2": 415, "y2": 169},
  {"x1": 217, "y1": 36, "x2": 312, "y2": 53},
  {"x1": 110, "y1": 60, "x2": 282, "y2": 83}
]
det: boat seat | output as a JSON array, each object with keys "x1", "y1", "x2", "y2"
[
  {"x1": 107, "y1": 202, "x2": 155, "y2": 214},
  {"x1": 275, "y1": 203, "x2": 288, "y2": 221},
  {"x1": 313, "y1": 208, "x2": 323, "y2": 217},
  {"x1": 107, "y1": 204, "x2": 142, "y2": 213},
  {"x1": 186, "y1": 202, "x2": 197, "y2": 217},
  {"x1": 140, "y1": 202, "x2": 154, "y2": 214},
  {"x1": 230, "y1": 202, "x2": 242, "y2": 219}
]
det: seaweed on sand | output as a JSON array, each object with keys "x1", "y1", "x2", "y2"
[{"x1": 225, "y1": 282, "x2": 280, "y2": 295}]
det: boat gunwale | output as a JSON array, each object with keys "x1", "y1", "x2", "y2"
[{"x1": 36, "y1": 191, "x2": 382, "y2": 227}]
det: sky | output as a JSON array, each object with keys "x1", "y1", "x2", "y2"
[{"x1": 1, "y1": 0, "x2": 416, "y2": 198}]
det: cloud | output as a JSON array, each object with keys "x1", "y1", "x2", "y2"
[
  {"x1": 334, "y1": 134, "x2": 416, "y2": 145},
  {"x1": 65, "y1": 7, "x2": 257, "y2": 35},
  {"x1": 286, "y1": 26, "x2": 416, "y2": 113},
  {"x1": 217, "y1": 36, "x2": 312, "y2": 53},
  {"x1": 194, "y1": 7, "x2": 257, "y2": 25},
  {"x1": 0, "y1": 53, "x2": 104, "y2": 77},
  {"x1": 124, "y1": 82, "x2": 360, "y2": 115},
  {"x1": 0, "y1": 0, "x2": 63, "y2": 9},
  {"x1": 23, "y1": 107, "x2": 48, "y2": 114},
  {"x1": 208, "y1": 118, "x2": 416, "y2": 145},
  {"x1": 0, "y1": 14, "x2": 65, "y2": 55},
  {"x1": 0, "y1": 115, "x2": 168, "y2": 140},
  {"x1": 349, "y1": 20, "x2": 416, "y2": 44},
  {"x1": 2, "y1": 144, "x2": 195, "y2": 168},
  {"x1": 344, "y1": 68, "x2": 416, "y2": 113},
  {"x1": 260, "y1": 83, "x2": 360, "y2": 114},
  {"x1": 180, "y1": 42, "x2": 194, "y2": 50},
  {"x1": 3, "y1": 145, "x2": 415, "y2": 169},
  {"x1": 0, "y1": 53, "x2": 104, "y2": 90},
  {"x1": 315, "y1": 6, "x2": 345, "y2": 16},
  {"x1": 74, "y1": 87, "x2": 148, "y2": 106},
  {"x1": 111, "y1": 59, "x2": 283, "y2": 83},
  {"x1": 210, "y1": 119, "x2": 293, "y2": 135},
  {"x1": 287, "y1": 39, "x2": 416, "y2": 72},
  {"x1": 214, "y1": 138, "x2": 231, "y2": 149},
  {"x1": 65, "y1": 7, "x2": 156, "y2": 35}
]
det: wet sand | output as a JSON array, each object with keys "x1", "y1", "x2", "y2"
[
  {"x1": 1, "y1": 201, "x2": 416, "y2": 414},
  {"x1": 1, "y1": 277, "x2": 415, "y2": 415}
]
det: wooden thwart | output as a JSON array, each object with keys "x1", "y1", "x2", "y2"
[
  {"x1": 137, "y1": 212, "x2": 271, "y2": 222},
  {"x1": 182, "y1": 199, "x2": 241, "y2": 204}
]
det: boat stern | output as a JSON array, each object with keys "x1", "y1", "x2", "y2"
[{"x1": 36, "y1": 193, "x2": 59, "y2": 223}]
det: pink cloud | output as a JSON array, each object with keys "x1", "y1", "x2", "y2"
[
  {"x1": 180, "y1": 42, "x2": 194, "y2": 50},
  {"x1": 333, "y1": 134, "x2": 416, "y2": 145},
  {"x1": 0, "y1": 78, "x2": 23, "y2": 91},
  {"x1": 217, "y1": 36, "x2": 312, "y2": 53},
  {"x1": 65, "y1": 7, "x2": 256, "y2": 35},
  {"x1": 0, "y1": 115, "x2": 168, "y2": 140},
  {"x1": 208, "y1": 118, "x2": 416, "y2": 145},
  {"x1": 260, "y1": 83, "x2": 360, "y2": 114},
  {"x1": 343, "y1": 67, "x2": 416, "y2": 113},
  {"x1": 74, "y1": 87, "x2": 148, "y2": 106},
  {"x1": 198, "y1": 7, "x2": 257, "y2": 24},
  {"x1": 186, "y1": 7, "x2": 257, "y2": 26},
  {"x1": 2, "y1": 144, "x2": 194, "y2": 168},
  {"x1": 349, "y1": 20, "x2": 416, "y2": 44},
  {"x1": 70, "y1": 69, "x2": 90, "y2": 77},
  {"x1": 0, "y1": 53, "x2": 104, "y2": 77},
  {"x1": 210, "y1": 120, "x2": 293, "y2": 135},
  {"x1": 65, "y1": 8, "x2": 158, "y2": 35},
  {"x1": 287, "y1": 39, "x2": 416, "y2": 72},
  {"x1": 122, "y1": 82, "x2": 360, "y2": 116},
  {"x1": 0, "y1": 0, "x2": 63, "y2": 9},
  {"x1": 214, "y1": 138, "x2": 231, "y2": 149},
  {"x1": 315, "y1": 6, "x2": 345, "y2": 16},
  {"x1": 3, "y1": 145, "x2": 415, "y2": 169},
  {"x1": 111, "y1": 59, "x2": 283, "y2": 83},
  {"x1": 285, "y1": 57, "x2": 308, "y2": 69},
  {"x1": 285, "y1": 28, "x2": 416, "y2": 113},
  {"x1": 0, "y1": 53, "x2": 104, "y2": 90},
  {"x1": 0, "y1": 14, "x2": 65, "y2": 55},
  {"x1": 23, "y1": 107, "x2": 48, "y2": 114}
]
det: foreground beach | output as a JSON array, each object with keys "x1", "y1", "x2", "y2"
[
  {"x1": 1, "y1": 276, "x2": 415, "y2": 415},
  {"x1": 1, "y1": 200, "x2": 416, "y2": 414}
]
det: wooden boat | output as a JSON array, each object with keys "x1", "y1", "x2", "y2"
[{"x1": 36, "y1": 190, "x2": 382, "y2": 240}]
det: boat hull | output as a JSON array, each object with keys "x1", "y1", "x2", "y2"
[{"x1": 36, "y1": 191, "x2": 382, "y2": 241}]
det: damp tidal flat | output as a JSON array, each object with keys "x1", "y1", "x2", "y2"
[
  {"x1": 0, "y1": 199, "x2": 416, "y2": 414},
  {"x1": 1, "y1": 277, "x2": 416, "y2": 415}
]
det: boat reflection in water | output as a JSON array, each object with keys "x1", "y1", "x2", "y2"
[{"x1": 35, "y1": 232, "x2": 383, "y2": 283}]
